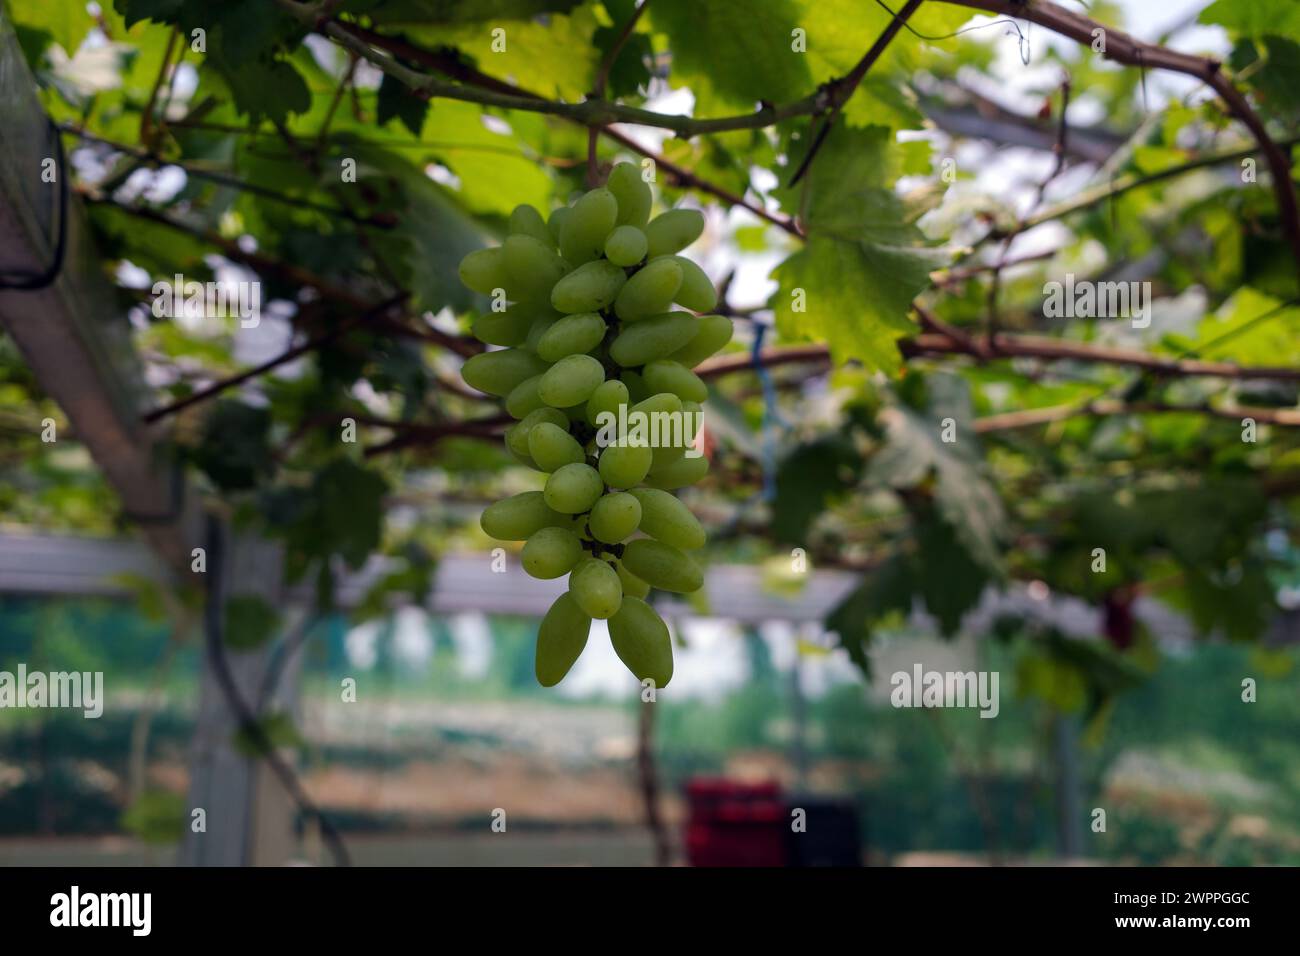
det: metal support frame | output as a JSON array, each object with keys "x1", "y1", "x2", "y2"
[{"x1": 0, "y1": 7, "x2": 296, "y2": 866}]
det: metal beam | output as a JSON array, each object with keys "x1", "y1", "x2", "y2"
[{"x1": 0, "y1": 7, "x2": 200, "y2": 572}]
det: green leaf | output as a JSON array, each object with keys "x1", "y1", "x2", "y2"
[
  {"x1": 651, "y1": 0, "x2": 811, "y2": 116},
  {"x1": 345, "y1": 0, "x2": 583, "y2": 24},
  {"x1": 1232, "y1": 36, "x2": 1300, "y2": 121},
  {"x1": 346, "y1": 141, "x2": 492, "y2": 312},
  {"x1": 189, "y1": 401, "x2": 273, "y2": 492},
  {"x1": 208, "y1": 58, "x2": 312, "y2": 126},
  {"x1": 914, "y1": 510, "x2": 989, "y2": 634},
  {"x1": 1200, "y1": 0, "x2": 1300, "y2": 40},
  {"x1": 408, "y1": 7, "x2": 600, "y2": 101},
  {"x1": 274, "y1": 459, "x2": 391, "y2": 576},
  {"x1": 593, "y1": 7, "x2": 651, "y2": 98},
  {"x1": 795, "y1": 0, "x2": 970, "y2": 130},
  {"x1": 233, "y1": 711, "x2": 304, "y2": 757},
  {"x1": 120, "y1": 789, "x2": 186, "y2": 845},
  {"x1": 18, "y1": 0, "x2": 96, "y2": 52},
  {"x1": 772, "y1": 125, "x2": 942, "y2": 370},
  {"x1": 824, "y1": 552, "x2": 914, "y2": 677},
  {"x1": 377, "y1": 72, "x2": 430, "y2": 136},
  {"x1": 223, "y1": 595, "x2": 281, "y2": 651},
  {"x1": 771, "y1": 434, "x2": 863, "y2": 544},
  {"x1": 868, "y1": 372, "x2": 1005, "y2": 571},
  {"x1": 112, "y1": 0, "x2": 185, "y2": 29},
  {"x1": 418, "y1": 100, "x2": 553, "y2": 216}
]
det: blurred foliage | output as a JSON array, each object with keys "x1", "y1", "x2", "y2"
[{"x1": 1, "y1": 0, "x2": 1299, "y2": 730}]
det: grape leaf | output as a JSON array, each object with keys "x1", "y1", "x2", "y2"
[
  {"x1": 868, "y1": 372, "x2": 1005, "y2": 571},
  {"x1": 408, "y1": 7, "x2": 600, "y2": 100},
  {"x1": 771, "y1": 433, "x2": 863, "y2": 544},
  {"x1": 15, "y1": 0, "x2": 95, "y2": 53},
  {"x1": 223, "y1": 595, "x2": 281, "y2": 651},
  {"x1": 377, "y1": 72, "x2": 430, "y2": 136},
  {"x1": 650, "y1": 0, "x2": 812, "y2": 116},
  {"x1": 772, "y1": 124, "x2": 943, "y2": 371},
  {"x1": 795, "y1": 0, "x2": 970, "y2": 129},
  {"x1": 346, "y1": 0, "x2": 584, "y2": 24},
  {"x1": 1200, "y1": 0, "x2": 1300, "y2": 40},
  {"x1": 824, "y1": 552, "x2": 914, "y2": 677}
]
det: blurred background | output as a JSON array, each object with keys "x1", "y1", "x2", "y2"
[
  {"x1": 2, "y1": 0, "x2": 1300, "y2": 867},
  {"x1": 3, "y1": 541, "x2": 1298, "y2": 866}
]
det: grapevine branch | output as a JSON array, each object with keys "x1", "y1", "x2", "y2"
[
  {"x1": 61, "y1": 124, "x2": 394, "y2": 228},
  {"x1": 81, "y1": 192, "x2": 479, "y2": 359},
  {"x1": 693, "y1": 332, "x2": 1300, "y2": 384},
  {"x1": 324, "y1": 15, "x2": 800, "y2": 234},
  {"x1": 975, "y1": 399, "x2": 1300, "y2": 432},
  {"x1": 142, "y1": 295, "x2": 409, "y2": 424},
  {"x1": 589, "y1": 0, "x2": 651, "y2": 187},
  {"x1": 786, "y1": 0, "x2": 924, "y2": 187},
  {"x1": 278, "y1": 0, "x2": 848, "y2": 137},
  {"x1": 941, "y1": 0, "x2": 1300, "y2": 274},
  {"x1": 980, "y1": 134, "x2": 1300, "y2": 243},
  {"x1": 901, "y1": 331, "x2": 1300, "y2": 381}
]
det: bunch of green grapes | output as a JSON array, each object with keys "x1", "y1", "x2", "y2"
[{"x1": 458, "y1": 163, "x2": 732, "y2": 689}]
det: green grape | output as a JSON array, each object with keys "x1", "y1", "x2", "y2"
[
  {"x1": 669, "y1": 313, "x2": 733, "y2": 368},
  {"x1": 505, "y1": 375, "x2": 545, "y2": 419},
  {"x1": 544, "y1": 462, "x2": 603, "y2": 514},
  {"x1": 536, "y1": 312, "x2": 606, "y2": 362},
  {"x1": 551, "y1": 259, "x2": 627, "y2": 314},
  {"x1": 525, "y1": 312, "x2": 561, "y2": 352},
  {"x1": 614, "y1": 256, "x2": 683, "y2": 321},
  {"x1": 528, "y1": 421, "x2": 586, "y2": 472},
  {"x1": 503, "y1": 234, "x2": 567, "y2": 302},
  {"x1": 669, "y1": 255, "x2": 718, "y2": 312},
  {"x1": 642, "y1": 359, "x2": 708, "y2": 403},
  {"x1": 589, "y1": 491, "x2": 642, "y2": 543},
  {"x1": 631, "y1": 391, "x2": 683, "y2": 419},
  {"x1": 607, "y1": 161, "x2": 652, "y2": 228},
  {"x1": 461, "y1": 348, "x2": 549, "y2": 397},
  {"x1": 643, "y1": 453, "x2": 709, "y2": 489},
  {"x1": 471, "y1": 306, "x2": 535, "y2": 347},
  {"x1": 609, "y1": 311, "x2": 700, "y2": 367},
  {"x1": 559, "y1": 187, "x2": 618, "y2": 264},
  {"x1": 547, "y1": 205, "x2": 571, "y2": 245},
  {"x1": 608, "y1": 597, "x2": 674, "y2": 687},
  {"x1": 458, "y1": 247, "x2": 510, "y2": 296},
  {"x1": 650, "y1": 442, "x2": 685, "y2": 471},
  {"x1": 460, "y1": 182, "x2": 719, "y2": 688},
  {"x1": 679, "y1": 400, "x2": 704, "y2": 450},
  {"x1": 522, "y1": 526, "x2": 583, "y2": 579},
  {"x1": 585, "y1": 379, "x2": 630, "y2": 428},
  {"x1": 614, "y1": 560, "x2": 651, "y2": 600},
  {"x1": 629, "y1": 488, "x2": 706, "y2": 550},
  {"x1": 507, "y1": 406, "x2": 567, "y2": 458},
  {"x1": 480, "y1": 491, "x2": 569, "y2": 540},
  {"x1": 622, "y1": 369, "x2": 650, "y2": 403},
  {"x1": 535, "y1": 592, "x2": 590, "y2": 687},
  {"x1": 597, "y1": 442, "x2": 653, "y2": 488},
  {"x1": 621, "y1": 539, "x2": 703, "y2": 593},
  {"x1": 539, "y1": 353, "x2": 605, "y2": 408},
  {"x1": 605, "y1": 225, "x2": 648, "y2": 267},
  {"x1": 569, "y1": 558, "x2": 623, "y2": 619},
  {"x1": 509, "y1": 203, "x2": 554, "y2": 247},
  {"x1": 644, "y1": 208, "x2": 705, "y2": 259}
]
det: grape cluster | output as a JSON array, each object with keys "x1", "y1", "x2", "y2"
[{"x1": 458, "y1": 163, "x2": 732, "y2": 689}]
